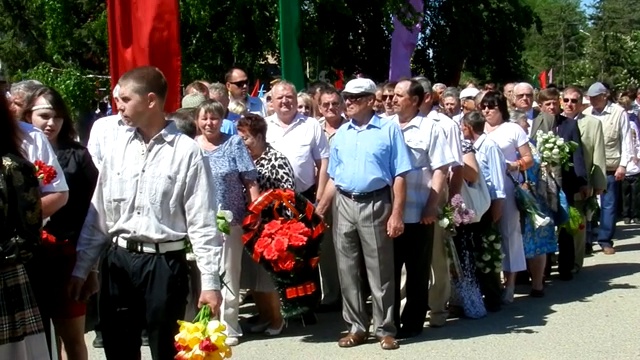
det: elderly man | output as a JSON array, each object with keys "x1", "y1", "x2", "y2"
[
  {"x1": 513, "y1": 82, "x2": 539, "y2": 133},
  {"x1": 391, "y1": 79, "x2": 454, "y2": 338},
  {"x1": 316, "y1": 78, "x2": 411, "y2": 350},
  {"x1": 69, "y1": 67, "x2": 224, "y2": 360},
  {"x1": 583, "y1": 82, "x2": 633, "y2": 255},
  {"x1": 441, "y1": 87, "x2": 462, "y2": 125},
  {"x1": 225, "y1": 67, "x2": 267, "y2": 119},
  {"x1": 413, "y1": 75, "x2": 463, "y2": 327},
  {"x1": 503, "y1": 82, "x2": 517, "y2": 109},
  {"x1": 9, "y1": 80, "x2": 43, "y2": 118},
  {"x1": 561, "y1": 85, "x2": 606, "y2": 269}
]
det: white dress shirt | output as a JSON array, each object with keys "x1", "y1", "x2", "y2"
[
  {"x1": 394, "y1": 114, "x2": 455, "y2": 223},
  {"x1": 73, "y1": 122, "x2": 223, "y2": 290},
  {"x1": 265, "y1": 112, "x2": 329, "y2": 192},
  {"x1": 87, "y1": 114, "x2": 128, "y2": 169},
  {"x1": 18, "y1": 121, "x2": 68, "y2": 193},
  {"x1": 425, "y1": 110, "x2": 464, "y2": 167}
]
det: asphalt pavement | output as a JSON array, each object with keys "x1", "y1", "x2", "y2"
[{"x1": 87, "y1": 222, "x2": 640, "y2": 360}]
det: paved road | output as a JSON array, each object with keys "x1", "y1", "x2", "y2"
[{"x1": 88, "y1": 223, "x2": 640, "y2": 360}]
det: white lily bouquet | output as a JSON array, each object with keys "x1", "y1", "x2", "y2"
[{"x1": 535, "y1": 130, "x2": 579, "y2": 171}]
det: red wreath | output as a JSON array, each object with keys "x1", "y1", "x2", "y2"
[{"x1": 33, "y1": 160, "x2": 57, "y2": 185}]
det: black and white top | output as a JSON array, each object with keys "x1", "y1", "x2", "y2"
[{"x1": 254, "y1": 145, "x2": 296, "y2": 192}]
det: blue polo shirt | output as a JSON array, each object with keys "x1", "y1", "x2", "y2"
[
  {"x1": 220, "y1": 119, "x2": 237, "y2": 135},
  {"x1": 328, "y1": 114, "x2": 412, "y2": 193}
]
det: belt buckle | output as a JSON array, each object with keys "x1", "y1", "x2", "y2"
[{"x1": 126, "y1": 241, "x2": 140, "y2": 253}]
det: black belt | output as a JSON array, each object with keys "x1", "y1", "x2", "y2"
[{"x1": 337, "y1": 186, "x2": 389, "y2": 201}]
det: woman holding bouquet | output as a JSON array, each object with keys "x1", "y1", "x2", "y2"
[
  {"x1": 512, "y1": 111, "x2": 557, "y2": 297},
  {"x1": 22, "y1": 86, "x2": 99, "y2": 360},
  {"x1": 237, "y1": 114, "x2": 295, "y2": 336},
  {"x1": 195, "y1": 100, "x2": 260, "y2": 346},
  {"x1": 482, "y1": 91, "x2": 533, "y2": 304},
  {"x1": 0, "y1": 97, "x2": 50, "y2": 359}
]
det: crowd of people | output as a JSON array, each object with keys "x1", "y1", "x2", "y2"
[{"x1": 0, "y1": 65, "x2": 637, "y2": 359}]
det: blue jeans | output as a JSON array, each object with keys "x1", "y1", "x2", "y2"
[{"x1": 598, "y1": 174, "x2": 618, "y2": 247}]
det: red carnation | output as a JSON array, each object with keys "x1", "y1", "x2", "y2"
[
  {"x1": 33, "y1": 160, "x2": 57, "y2": 185},
  {"x1": 287, "y1": 221, "x2": 311, "y2": 237},
  {"x1": 254, "y1": 236, "x2": 271, "y2": 253},
  {"x1": 272, "y1": 235, "x2": 289, "y2": 253},
  {"x1": 263, "y1": 219, "x2": 283, "y2": 237},
  {"x1": 263, "y1": 243, "x2": 280, "y2": 260},
  {"x1": 288, "y1": 233, "x2": 308, "y2": 247},
  {"x1": 198, "y1": 338, "x2": 218, "y2": 352},
  {"x1": 276, "y1": 252, "x2": 296, "y2": 272}
]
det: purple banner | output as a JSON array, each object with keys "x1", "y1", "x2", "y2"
[{"x1": 389, "y1": 0, "x2": 424, "y2": 81}]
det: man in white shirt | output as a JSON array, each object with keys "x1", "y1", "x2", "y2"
[
  {"x1": 513, "y1": 82, "x2": 539, "y2": 133},
  {"x1": 391, "y1": 79, "x2": 454, "y2": 338},
  {"x1": 583, "y1": 82, "x2": 633, "y2": 254},
  {"x1": 265, "y1": 81, "x2": 330, "y2": 203},
  {"x1": 413, "y1": 75, "x2": 463, "y2": 327},
  {"x1": 87, "y1": 85, "x2": 128, "y2": 169},
  {"x1": 68, "y1": 66, "x2": 223, "y2": 359}
]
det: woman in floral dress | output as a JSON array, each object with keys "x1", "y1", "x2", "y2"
[
  {"x1": 0, "y1": 98, "x2": 49, "y2": 359},
  {"x1": 512, "y1": 112, "x2": 557, "y2": 297}
]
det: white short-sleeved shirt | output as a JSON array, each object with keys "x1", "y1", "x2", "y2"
[
  {"x1": 394, "y1": 115, "x2": 456, "y2": 223},
  {"x1": 265, "y1": 112, "x2": 329, "y2": 192},
  {"x1": 486, "y1": 122, "x2": 529, "y2": 177},
  {"x1": 18, "y1": 121, "x2": 68, "y2": 193},
  {"x1": 426, "y1": 110, "x2": 463, "y2": 167}
]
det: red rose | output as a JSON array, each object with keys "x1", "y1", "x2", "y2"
[
  {"x1": 263, "y1": 243, "x2": 280, "y2": 260},
  {"x1": 33, "y1": 160, "x2": 57, "y2": 185},
  {"x1": 288, "y1": 233, "x2": 307, "y2": 247},
  {"x1": 198, "y1": 338, "x2": 218, "y2": 352},
  {"x1": 287, "y1": 221, "x2": 311, "y2": 238},
  {"x1": 272, "y1": 235, "x2": 289, "y2": 253},
  {"x1": 276, "y1": 252, "x2": 296, "y2": 272},
  {"x1": 254, "y1": 236, "x2": 272, "y2": 254},
  {"x1": 262, "y1": 219, "x2": 283, "y2": 237}
]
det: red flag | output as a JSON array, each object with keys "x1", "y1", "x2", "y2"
[
  {"x1": 334, "y1": 70, "x2": 344, "y2": 90},
  {"x1": 250, "y1": 80, "x2": 260, "y2": 98},
  {"x1": 538, "y1": 70, "x2": 547, "y2": 89},
  {"x1": 107, "y1": 0, "x2": 182, "y2": 112}
]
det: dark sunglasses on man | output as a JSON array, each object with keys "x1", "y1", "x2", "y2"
[
  {"x1": 562, "y1": 98, "x2": 579, "y2": 104},
  {"x1": 230, "y1": 80, "x2": 249, "y2": 87}
]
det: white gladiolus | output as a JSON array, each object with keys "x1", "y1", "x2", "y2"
[
  {"x1": 482, "y1": 254, "x2": 491, "y2": 261},
  {"x1": 488, "y1": 235, "x2": 496, "y2": 241},
  {"x1": 533, "y1": 214, "x2": 552, "y2": 227},
  {"x1": 543, "y1": 151, "x2": 552, "y2": 158},
  {"x1": 438, "y1": 218, "x2": 450, "y2": 228},
  {"x1": 493, "y1": 243, "x2": 501, "y2": 249},
  {"x1": 545, "y1": 143, "x2": 554, "y2": 149}
]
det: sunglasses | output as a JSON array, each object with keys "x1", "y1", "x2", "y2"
[
  {"x1": 343, "y1": 94, "x2": 368, "y2": 102},
  {"x1": 562, "y1": 98, "x2": 579, "y2": 104},
  {"x1": 229, "y1": 80, "x2": 249, "y2": 87},
  {"x1": 481, "y1": 103, "x2": 497, "y2": 110},
  {"x1": 515, "y1": 93, "x2": 533, "y2": 99},
  {"x1": 381, "y1": 95, "x2": 394, "y2": 101}
]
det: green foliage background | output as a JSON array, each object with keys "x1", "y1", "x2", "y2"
[{"x1": 0, "y1": 0, "x2": 638, "y2": 118}]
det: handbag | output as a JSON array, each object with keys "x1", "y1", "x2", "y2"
[{"x1": 460, "y1": 174, "x2": 491, "y2": 223}]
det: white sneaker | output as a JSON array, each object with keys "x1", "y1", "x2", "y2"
[{"x1": 225, "y1": 337, "x2": 239, "y2": 346}]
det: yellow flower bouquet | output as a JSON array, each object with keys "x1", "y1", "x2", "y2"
[{"x1": 174, "y1": 305, "x2": 232, "y2": 360}]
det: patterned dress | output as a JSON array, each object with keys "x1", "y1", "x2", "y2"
[
  {"x1": 0, "y1": 154, "x2": 49, "y2": 359},
  {"x1": 522, "y1": 145, "x2": 558, "y2": 258},
  {"x1": 241, "y1": 145, "x2": 295, "y2": 292}
]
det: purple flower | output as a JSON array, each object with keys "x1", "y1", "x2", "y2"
[{"x1": 451, "y1": 194, "x2": 464, "y2": 207}]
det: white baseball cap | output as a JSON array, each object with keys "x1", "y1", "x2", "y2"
[
  {"x1": 460, "y1": 87, "x2": 480, "y2": 99},
  {"x1": 342, "y1": 78, "x2": 376, "y2": 95}
]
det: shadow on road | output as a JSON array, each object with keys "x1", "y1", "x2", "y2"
[{"x1": 251, "y1": 260, "x2": 640, "y2": 345}]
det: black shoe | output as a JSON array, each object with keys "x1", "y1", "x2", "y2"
[
  {"x1": 397, "y1": 328, "x2": 422, "y2": 339},
  {"x1": 529, "y1": 289, "x2": 545, "y2": 298},
  {"x1": 624, "y1": 218, "x2": 631, "y2": 224},
  {"x1": 585, "y1": 243, "x2": 593, "y2": 255},
  {"x1": 558, "y1": 272, "x2": 573, "y2": 281},
  {"x1": 92, "y1": 331, "x2": 104, "y2": 348},
  {"x1": 141, "y1": 334, "x2": 149, "y2": 347}
]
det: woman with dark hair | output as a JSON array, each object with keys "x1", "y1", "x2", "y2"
[
  {"x1": 482, "y1": 90, "x2": 534, "y2": 304},
  {"x1": 0, "y1": 97, "x2": 50, "y2": 359},
  {"x1": 22, "y1": 86, "x2": 99, "y2": 360},
  {"x1": 237, "y1": 113, "x2": 294, "y2": 336}
]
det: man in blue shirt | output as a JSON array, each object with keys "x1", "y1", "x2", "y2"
[
  {"x1": 461, "y1": 111, "x2": 506, "y2": 311},
  {"x1": 316, "y1": 78, "x2": 412, "y2": 351}
]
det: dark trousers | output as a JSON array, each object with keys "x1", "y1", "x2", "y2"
[
  {"x1": 621, "y1": 174, "x2": 640, "y2": 219},
  {"x1": 557, "y1": 191, "x2": 576, "y2": 276},
  {"x1": 469, "y1": 214, "x2": 502, "y2": 310},
  {"x1": 393, "y1": 223, "x2": 433, "y2": 332},
  {"x1": 99, "y1": 245, "x2": 189, "y2": 360}
]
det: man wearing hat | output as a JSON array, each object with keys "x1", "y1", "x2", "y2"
[
  {"x1": 583, "y1": 82, "x2": 633, "y2": 255},
  {"x1": 316, "y1": 78, "x2": 412, "y2": 350}
]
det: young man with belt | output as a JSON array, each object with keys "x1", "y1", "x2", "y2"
[{"x1": 68, "y1": 66, "x2": 223, "y2": 360}]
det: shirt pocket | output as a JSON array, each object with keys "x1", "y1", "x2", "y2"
[
  {"x1": 149, "y1": 172, "x2": 178, "y2": 206},
  {"x1": 602, "y1": 118, "x2": 619, "y2": 147},
  {"x1": 405, "y1": 138, "x2": 429, "y2": 169}
]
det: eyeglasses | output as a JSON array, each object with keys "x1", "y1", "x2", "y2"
[
  {"x1": 229, "y1": 80, "x2": 249, "y2": 87},
  {"x1": 321, "y1": 101, "x2": 341, "y2": 108},
  {"x1": 562, "y1": 98, "x2": 579, "y2": 104},
  {"x1": 515, "y1": 93, "x2": 533, "y2": 99},
  {"x1": 343, "y1": 94, "x2": 368, "y2": 102},
  {"x1": 266, "y1": 96, "x2": 272, "y2": 102},
  {"x1": 481, "y1": 103, "x2": 497, "y2": 110}
]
